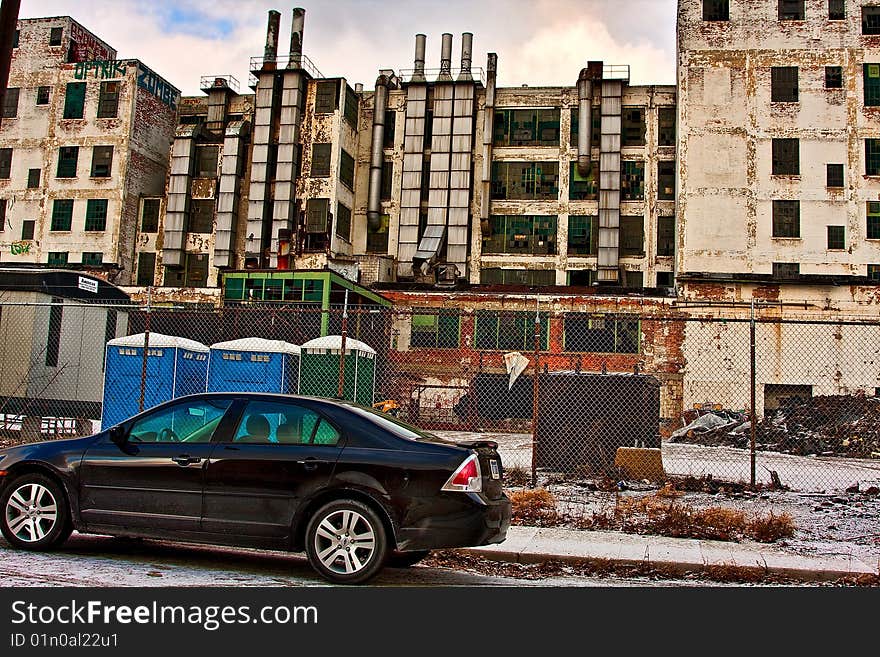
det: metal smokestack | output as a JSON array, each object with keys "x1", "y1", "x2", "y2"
[
  {"x1": 439, "y1": 32, "x2": 453, "y2": 81},
  {"x1": 412, "y1": 33, "x2": 427, "y2": 82},
  {"x1": 264, "y1": 10, "x2": 281, "y2": 63},
  {"x1": 288, "y1": 7, "x2": 305, "y2": 68},
  {"x1": 458, "y1": 32, "x2": 473, "y2": 81}
]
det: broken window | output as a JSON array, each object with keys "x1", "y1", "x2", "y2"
[
  {"x1": 493, "y1": 108, "x2": 560, "y2": 146},
  {"x1": 825, "y1": 66, "x2": 843, "y2": 89},
  {"x1": 569, "y1": 106, "x2": 601, "y2": 149},
  {"x1": 866, "y1": 139, "x2": 880, "y2": 175},
  {"x1": 827, "y1": 163, "x2": 844, "y2": 188},
  {"x1": 658, "y1": 161, "x2": 676, "y2": 199},
  {"x1": 141, "y1": 198, "x2": 160, "y2": 232},
  {"x1": 772, "y1": 138, "x2": 799, "y2": 175},
  {"x1": 621, "y1": 107, "x2": 646, "y2": 146},
  {"x1": 772, "y1": 262, "x2": 800, "y2": 279},
  {"x1": 85, "y1": 199, "x2": 108, "y2": 231},
  {"x1": 383, "y1": 110, "x2": 396, "y2": 148},
  {"x1": 563, "y1": 314, "x2": 639, "y2": 354},
  {"x1": 367, "y1": 214, "x2": 389, "y2": 253},
  {"x1": 868, "y1": 264, "x2": 880, "y2": 280},
  {"x1": 305, "y1": 198, "x2": 330, "y2": 233},
  {"x1": 339, "y1": 149, "x2": 355, "y2": 190},
  {"x1": 27, "y1": 168, "x2": 40, "y2": 189},
  {"x1": 703, "y1": 0, "x2": 729, "y2": 21},
  {"x1": 187, "y1": 199, "x2": 214, "y2": 233},
  {"x1": 51, "y1": 199, "x2": 73, "y2": 231},
  {"x1": 0, "y1": 148, "x2": 10, "y2": 179},
  {"x1": 336, "y1": 202, "x2": 351, "y2": 242},
  {"x1": 567, "y1": 215, "x2": 598, "y2": 256},
  {"x1": 867, "y1": 202, "x2": 880, "y2": 239},
  {"x1": 315, "y1": 80, "x2": 339, "y2": 113},
  {"x1": 343, "y1": 84, "x2": 358, "y2": 127},
  {"x1": 778, "y1": 0, "x2": 804, "y2": 20},
  {"x1": 37, "y1": 86, "x2": 51, "y2": 105},
  {"x1": 91, "y1": 145, "x2": 113, "y2": 177},
  {"x1": 484, "y1": 215, "x2": 556, "y2": 255},
  {"x1": 864, "y1": 64, "x2": 880, "y2": 106},
  {"x1": 620, "y1": 161, "x2": 645, "y2": 200},
  {"x1": 771, "y1": 67, "x2": 798, "y2": 102},
  {"x1": 81, "y1": 252, "x2": 103, "y2": 266},
  {"x1": 63, "y1": 82, "x2": 85, "y2": 119},
  {"x1": 2, "y1": 88, "x2": 19, "y2": 118},
  {"x1": 194, "y1": 145, "x2": 219, "y2": 178},
  {"x1": 97, "y1": 81, "x2": 119, "y2": 118},
  {"x1": 474, "y1": 310, "x2": 549, "y2": 351},
  {"x1": 772, "y1": 200, "x2": 800, "y2": 237},
  {"x1": 828, "y1": 0, "x2": 845, "y2": 20},
  {"x1": 410, "y1": 311, "x2": 460, "y2": 349},
  {"x1": 620, "y1": 216, "x2": 644, "y2": 256},
  {"x1": 47, "y1": 252, "x2": 68, "y2": 266},
  {"x1": 479, "y1": 269, "x2": 555, "y2": 287},
  {"x1": 57, "y1": 146, "x2": 78, "y2": 177},
  {"x1": 381, "y1": 160, "x2": 393, "y2": 200},
  {"x1": 49, "y1": 26, "x2": 63, "y2": 46},
  {"x1": 863, "y1": 6, "x2": 880, "y2": 34},
  {"x1": 827, "y1": 225, "x2": 845, "y2": 250},
  {"x1": 311, "y1": 143, "x2": 332, "y2": 178},
  {"x1": 569, "y1": 161, "x2": 599, "y2": 200},
  {"x1": 491, "y1": 161, "x2": 559, "y2": 200},
  {"x1": 137, "y1": 252, "x2": 156, "y2": 286},
  {"x1": 658, "y1": 107, "x2": 676, "y2": 147},
  {"x1": 656, "y1": 271, "x2": 674, "y2": 287},
  {"x1": 657, "y1": 216, "x2": 675, "y2": 256},
  {"x1": 21, "y1": 220, "x2": 35, "y2": 241},
  {"x1": 567, "y1": 270, "x2": 595, "y2": 286}
]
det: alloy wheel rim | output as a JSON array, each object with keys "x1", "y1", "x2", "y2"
[
  {"x1": 5, "y1": 483, "x2": 58, "y2": 543},
  {"x1": 314, "y1": 509, "x2": 376, "y2": 575}
]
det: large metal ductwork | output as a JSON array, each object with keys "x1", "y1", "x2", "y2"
[
  {"x1": 367, "y1": 74, "x2": 390, "y2": 232},
  {"x1": 412, "y1": 33, "x2": 427, "y2": 82},
  {"x1": 480, "y1": 52, "x2": 498, "y2": 236},
  {"x1": 577, "y1": 68, "x2": 593, "y2": 177},
  {"x1": 288, "y1": 7, "x2": 305, "y2": 68},
  {"x1": 439, "y1": 33, "x2": 453, "y2": 81},
  {"x1": 264, "y1": 10, "x2": 281, "y2": 62},
  {"x1": 457, "y1": 32, "x2": 473, "y2": 81}
]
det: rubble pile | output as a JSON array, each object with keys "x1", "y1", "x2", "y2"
[{"x1": 668, "y1": 395, "x2": 880, "y2": 459}]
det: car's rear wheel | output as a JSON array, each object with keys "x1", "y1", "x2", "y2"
[
  {"x1": 386, "y1": 549, "x2": 431, "y2": 568},
  {"x1": 305, "y1": 499, "x2": 387, "y2": 584},
  {"x1": 0, "y1": 474, "x2": 72, "y2": 550}
]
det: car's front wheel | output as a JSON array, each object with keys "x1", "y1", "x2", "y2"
[
  {"x1": 0, "y1": 473, "x2": 72, "y2": 550},
  {"x1": 305, "y1": 499, "x2": 388, "y2": 584}
]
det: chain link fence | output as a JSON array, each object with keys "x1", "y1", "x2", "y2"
[{"x1": 1, "y1": 297, "x2": 879, "y2": 493}]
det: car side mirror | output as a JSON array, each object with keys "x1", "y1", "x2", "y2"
[{"x1": 109, "y1": 425, "x2": 127, "y2": 446}]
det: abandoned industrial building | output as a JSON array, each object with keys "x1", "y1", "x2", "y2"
[{"x1": 2, "y1": 2, "x2": 880, "y2": 430}]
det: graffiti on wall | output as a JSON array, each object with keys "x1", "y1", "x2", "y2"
[
  {"x1": 137, "y1": 63, "x2": 180, "y2": 110},
  {"x1": 69, "y1": 22, "x2": 114, "y2": 62},
  {"x1": 74, "y1": 60, "x2": 127, "y2": 80},
  {"x1": 2, "y1": 241, "x2": 32, "y2": 255}
]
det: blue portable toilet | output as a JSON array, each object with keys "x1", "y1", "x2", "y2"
[
  {"x1": 207, "y1": 338, "x2": 301, "y2": 394},
  {"x1": 101, "y1": 333, "x2": 209, "y2": 429}
]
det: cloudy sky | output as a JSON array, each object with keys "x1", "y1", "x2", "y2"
[{"x1": 20, "y1": 0, "x2": 677, "y2": 95}]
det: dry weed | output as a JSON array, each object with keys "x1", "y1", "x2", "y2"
[
  {"x1": 747, "y1": 511, "x2": 795, "y2": 543},
  {"x1": 509, "y1": 488, "x2": 560, "y2": 525}
]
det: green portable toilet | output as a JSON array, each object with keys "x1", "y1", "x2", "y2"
[{"x1": 299, "y1": 336, "x2": 376, "y2": 406}]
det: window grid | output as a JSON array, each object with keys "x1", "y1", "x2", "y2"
[
  {"x1": 84, "y1": 199, "x2": 108, "y2": 231},
  {"x1": 827, "y1": 225, "x2": 845, "y2": 250},
  {"x1": 773, "y1": 200, "x2": 800, "y2": 238},
  {"x1": 51, "y1": 199, "x2": 73, "y2": 231}
]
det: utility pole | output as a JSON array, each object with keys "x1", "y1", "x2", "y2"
[{"x1": 0, "y1": 0, "x2": 22, "y2": 130}]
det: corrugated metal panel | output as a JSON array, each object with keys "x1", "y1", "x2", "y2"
[
  {"x1": 397, "y1": 85, "x2": 427, "y2": 275},
  {"x1": 245, "y1": 73, "x2": 276, "y2": 262},
  {"x1": 214, "y1": 121, "x2": 249, "y2": 268},
  {"x1": 162, "y1": 134, "x2": 195, "y2": 268},
  {"x1": 270, "y1": 70, "x2": 304, "y2": 268},
  {"x1": 597, "y1": 78, "x2": 623, "y2": 283}
]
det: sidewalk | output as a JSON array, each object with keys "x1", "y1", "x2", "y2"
[{"x1": 461, "y1": 526, "x2": 879, "y2": 583}]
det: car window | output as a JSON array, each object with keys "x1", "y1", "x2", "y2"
[
  {"x1": 230, "y1": 400, "x2": 340, "y2": 446},
  {"x1": 128, "y1": 399, "x2": 232, "y2": 444},
  {"x1": 342, "y1": 403, "x2": 444, "y2": 443}
]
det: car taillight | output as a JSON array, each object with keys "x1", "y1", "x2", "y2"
[{"x1": 441, "y1": 454, "x2": 482, "y2": 493}]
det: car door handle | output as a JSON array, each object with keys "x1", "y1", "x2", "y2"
[
  {"x1": 171, "y1": 455, "x2": 202, "y2": 466},
  {"x1": 296, "y1": 458, "x2": 326, "y2": 471}
]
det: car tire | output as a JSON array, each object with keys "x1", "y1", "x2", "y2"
[
  {"x1": 386, "y1": 549, "x2": 431, "y2": 568},
  {"x1": 0, "y1": 473, "x2": 72, "y2": 551},
  {"x1": 305, "y1": 499, "x2": 388, "y2": 584}
]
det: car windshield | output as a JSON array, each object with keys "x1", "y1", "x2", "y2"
[{"x1": 342, "y1": 404, "x2": 447, "y2": 443}]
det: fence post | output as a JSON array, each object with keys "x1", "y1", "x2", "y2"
[
  {"x1": 337, "y1": 289, "x2": 349, "y2": 399},
  {"x1": 531, "y1": 296, "x2": 540, "y2": 488},
  {"x1": 749, "y1": 298, "x2": 757, "y2": 487},
  {"x1": 138, "y1": 286, "x2": 152, "y2": 413}
]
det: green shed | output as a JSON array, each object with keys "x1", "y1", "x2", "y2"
[{"x1": 299, "y1": 336, "x2": 377, "y2": 406}]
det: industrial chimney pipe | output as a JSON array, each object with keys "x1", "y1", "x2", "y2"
[
  {"x1": 412, "y1": 33, "x2": 427, "y2": 82},
  {"x1": 457, "y1": 32, "x2": 473, "y2": 81},
  {"x1": 480, "y1": 53, "x2": 498, "y2": 236},
  {"x1": 576, "y1": 68, "x2": 593, "y2": 176},
  {"x1": 264, "y1": 10, "x2": 281, "y2": 63},
  {"x1": 439, "y1": 32, "x2": 453, "y2": 81},
  {"x1": 367, "y1": 75, "x2": 390, "y2": 231},
  {"x1": 288, "y1": 7, "x2": 305, "y2": 68}
]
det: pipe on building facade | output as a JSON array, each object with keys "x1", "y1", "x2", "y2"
[
  {"x1": 264, "y1": 10, "x2": 281, "y2": 62},
  {"x1": 412, "y1": 34, "x2": 427, "y2": 82},
  {"x1": 439, "y1": 33, "x2": 453, "y2": 80},
  {"x1": 577, "y1": 68, "x2": 593, "y2": 176},
  {"x1": 288, "y1": 7, "x2": 305, "y2": 68},
  {"x1": 480, "y1": 52, "x2": 498, "y2": 236},
  {"x1": 367, "y1": 74, "x2": 390, "y2": 232},
  {"x1": 457, "y1": 32, "x2": 473, "y2": 81}
]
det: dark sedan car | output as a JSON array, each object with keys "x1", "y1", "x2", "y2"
[{"x1": 0, "y1": 393, "x2": 510, "y2": 584}]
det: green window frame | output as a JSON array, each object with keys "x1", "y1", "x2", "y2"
[
  {"x1": 569, "y1": 161, "x2": 599, "y2": 200},
  {"x1": 621, "y1": 161, "x2": 645, "y2": 200},
  {"x1": 410, "y1": 311, "x2": 460, "y2": 349},
  {"x1": 621, "y1": 107, "x2": 646, "y2": 147},
  {"x1": 480, "y1": 268, "x2": 556, "y2": 286},
  {"x1": 563, "y1": 314, "x2": 640, "y2": 354},
  {"x1": 81, "y1": 252, "x2": 103, "y2": 266},
  {"x1": 620, "y1": 216, "x2": 645, "y2": 256},
  {"x1": 658, "y1": 107, "x2": 676, "y2": 146},
  {"x1": 47, "y1": 252, "x2": 68, "y2": 266},
  {"x1": 85, "y1": 199, "x2": 108, "y2": 231},
  {"x1": 97, "y1": 80, "x2": 119, "y2": 118},
  {"x1": 865, "y1": 64, "x2": 880, "y2": 107},
  {"x1": 56, "y1": 146, "x2": 79, "y2": 178},
  {"x1": 568, "y1": 215, "x2": 598, "y2": 256},
  {"x1": 868, "y1": 202, "x2": 880, "y2": 239},
  {"x1": 51, "y1": 199, "x2": 73, "y2": 231},
  {"x1": 63, "y1": 82, "x2": 86, "y2": 119},
  {"x1": 484, "y1": 215, "x2": 556, "y2": 255},
  {"x1": 367, "y1": 214, "x2": 389, "y2": 253},
  {"x1": 491, "y1": 161, "x2": 559, "y2": 200},
  {"x1": 474, "y1": 310, "x2": 549, "y2": 351},
  {"x1": 868, "y1": 139, "x2": 880, "y2": 176},
  {"x1": 827, "y1": 225, "x2": 845, "y2": 250},
  {"x1": 493, "y1": 108, "x2": 560, "y2": 147}
]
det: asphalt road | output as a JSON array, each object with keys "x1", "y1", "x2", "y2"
[{"x1": 0, "y1": 533, "x2": 701, "y2": 588}]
